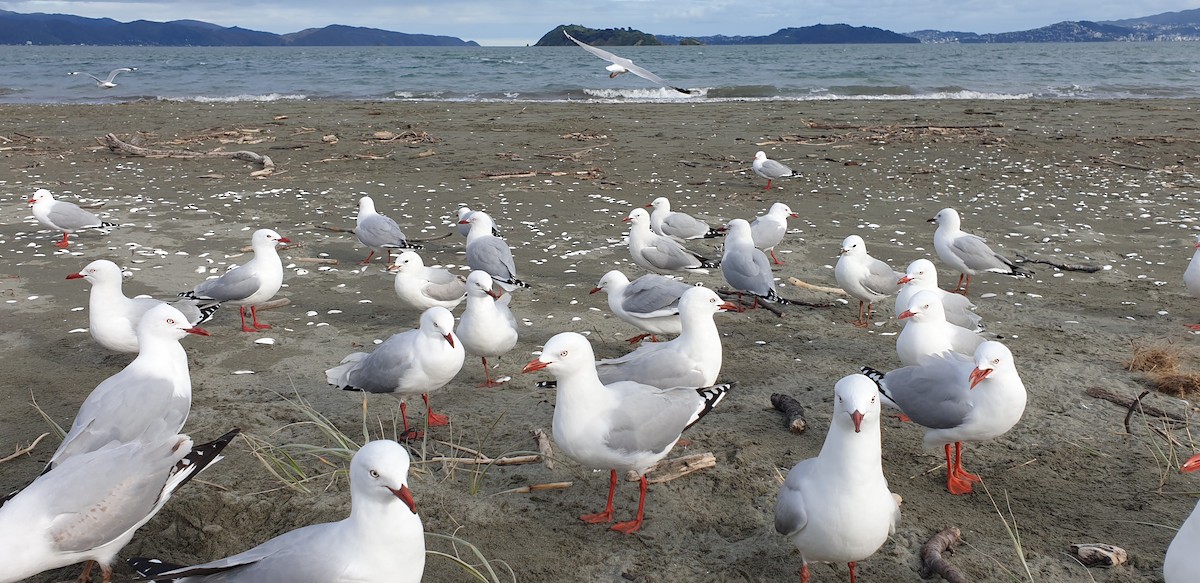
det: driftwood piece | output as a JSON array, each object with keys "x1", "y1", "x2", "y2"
[
  {"x1": 920, "y1": 526, "x2": 969, "y2": 583},
  {"x1": 531, "y1": 428, "x2": 554, "y2": 470},
  {"x1": 626, "y1": 452, "x2": 717, "y2": 484},
  {"x1": 254, "y1": 298, "x2": 291, "y2": 312},
  {"x1": 770, "y1": 394, "x2": 808, "y2": 434},
  {"x1": 1014, "y1": 254, "x2": 1103, "y2": 273},
  {"x1": 1084, "y1": 386, "x2": 1190, "y2": 425},
  {"x1": 99, "y1": 133, "x2": 276, "y2": 176},
  {"x1": 787, "y1": 277, "x2": 848, "y2": 295},
  {"x1": 1093, "y1": 156, "x2": 1152, "y2": 172},
  {"x1": 0, "y1": 433, "x2": 49, "y2": 464},
  {"x1": 295, "y1": 257, "x2": 338, "y2": 265},
  {"x1": 716, "y1": 289, "x2": 784, "y2": 317},
  {"x1": 493, "y1": 481, "x2": 573, "y2": 495},
  {"x1": 1070, "y1": 543, "x2": 1128, "y2": 567},
  {"x1": 427, "y1": 454, "x2": 541, "y2": 466}
]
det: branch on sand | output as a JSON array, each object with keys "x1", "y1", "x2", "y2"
[
  {"x1": 98, "y1": 132, "x2": 277, "y2": 176},
  {"x1": 626, "y1": 452, "x2": 717, "y2": 484},
  {"x1": 770, "y1": 394, "x2": 808, "y2": 434},
  {"x1": 0, "y1": 432, "x2": 49, "y2": 464},
  {"x1": 1014, "y1": 253, "x2": 1103, "y2": 273},
  {"x1": 920, "y1": 527, "x2": 969, "y2": 583}
]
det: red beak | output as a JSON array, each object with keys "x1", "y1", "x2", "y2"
[
  {"x1": 521, "y1": 358, "x2": 549, "y2": 374},
  {"x1": 277, "y1": 237, "x2": 292, "y2": 244},
  {"x1": 788, "y1": 213, "x2": 798, "y2": 218},
  {"x1": 897, "y1": 275, "x2": 912, "y2": 284},
  {"x1": 1194, "y1": 242, "x2": 1200, "y2": 250},
  {"x1": 458, "y1": 219, "x2": 470, "y2": 225},
  {"x1": 968, "y1": 367, "x2": 991, "y2": 389},
  {"x1": 486, "y1": 289, "x2": 501, "y2": 300},
  {"x1": 898, "y1": 309, "x2": 915, "y2": 320},
  {"x1": 718, "y1": 301, "x2": 740, "y2": 312},
  {"x1": 926, "y1": 217, "x2": 937, "y2": 223},
  {"x1": 444, "y1": 333, "x2": 455, "y2": 348},
  {"x1": 644, "y1": 203, "x2": 653, "y2": 209},
  {"x1": 850, "y1": 410, "x2": 864, "y2": 433},
  {"x1": 27, "y1": 199, "x2": 36, "y2": 205},
  {"x1": 1182, "y1": 453, "x2": 1200, "y2": 473},
  {"x1": 185, "y1": 326, "x2": 211, "y2": 337},
  {"x1": 622, "y1": 217, "x2": 632, "y2": 223},
  {"x1": 66, "y1": 273, "x2": 85, "y2": 280},
  {"x1": 589, "y1": 287, "x2": 602, "y2": 295},
  {"x1": 389, "y1": 484, "x2": 417, "y2": 513}
]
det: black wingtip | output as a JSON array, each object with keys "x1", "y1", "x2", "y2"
[
  {"x1": 195, "y1": 303, "x2": 222, "y2": 325},
  {"x1": 535, "y1": 380, "x2": 558, "y2": 389},
  {"x1": 859, "y1": 366, "x2": 885, "y2": 385}
]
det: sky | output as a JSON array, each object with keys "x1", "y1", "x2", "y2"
[{"x1": 2, "y1": 0, "x2": 1198, "y2": 45}]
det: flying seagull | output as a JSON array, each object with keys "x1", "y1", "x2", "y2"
[
  {"x1": 564, "y1": 31, "x2": 692, "y2": 95},
  {"x1": 69, "y1": 68, "x2": 136, "y2": 88}
]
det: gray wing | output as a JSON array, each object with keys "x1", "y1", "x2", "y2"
[
  {"x1": 51, "y1": 376, "x2": 188, "y2": 468},
  {"x1": 660, "y1": 213, "x2": 710, "y2": 240},
  {"x1": 344, "y1": 332, "x2": 419, "y2": 393},
  {"x1": 941, "y1": 293, "x2": 983, "y2": 331},
  {"x1": 621, "y1": 276, "x2": 689, "y2": 317},
  {"x1": 596, "y1": 344, "x2": 707, "y2": 389},
  {"x1": 774, "y1": 458, "x2": 815, "y2": 536},
  {"x1": 105, "y1": 68, "x2": 133, "y2": 83},
  {"x1": 423, "y1": 278, "x2": 467, "y2": 303},
  {"x1": 880, "y1": 355, "x2": 973, "y2": 429},
  {"x1": 357, "y1": 214, "x2": 407, "y2": 249},
  {"x1": 602, "y1": 383, "x2": 703, "y2": 455},
  {"x1": 860, "y1": 258, "x2": 903, "y2": 296},
  {"x1": 564, "y1": 31, "x2": 688, "y2": 93},
  {"x1": 950, "y1": 234, "x2": 1015, "y2": 272},
  {"x1": 48, "y1": 202, "x2": 103, "y2": 230},
  {"x1": 466, "y1": 236, "x2": 518, "y2": 281},
  {"x1": 758, "y1": 159, "x2": 794, "y2": 179},
  {"x1": 722, "y1": 246, "x2": 774, "y2": 296},
  {"x1": 151, "y1": 523, "x2": 329, "y2": 580},
  {"x1": 640, "y1": 237, "x2": 703, "y2": 271},
  {"x1": 193, "y1": 264, "x2": 261, "y2": 302}
]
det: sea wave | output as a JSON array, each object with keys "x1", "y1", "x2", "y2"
[{"x1": 160, "y1": 93, "x2": 309, "y2": 103}]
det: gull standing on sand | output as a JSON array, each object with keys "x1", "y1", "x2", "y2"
[
  {"x1": 67, "y1": 259, "x2": 217, "y2": 353},
  {"x1": 595, "y1": 287, "x2": 735, "y2": 389},
  {"x1": 68, "y1": 67, "x2": 135, "y2": 88},
  {"x1": 750, "y1": 202, "x2": 798, "y2": 265},
  {"x1": 1183, "y1": 235, "x2": 1200, "y2": 330},
  {"x1": 354, "y1": 195, "x2": 420, "y2": 265},
  {"x1": 461, "y1": 211, "x2": 528, "y2": 291},
  {"x1": 390, "y1": 251, "x2": 466, "y2": 312},
  {"x1": 775, "y1": 374, "x2": 900, "y2": 583},
  {"x1": 1164, "y1": 453, "x2": 1200, "y2": 583},
  {"x1": 647, "y1": 197, "x2": 723, "y2": 241},
  {"x1": 896, "y1": 258, "x2": 982, "y2": 332},
  {"x1": 456, "y1": 207, "x2": 501, "y2": 238},
  {"x1": 180, "y1": 228, "x2": 289, "y2": 333},
  {"x1": 326, "y1": 306, "x2": 464, "y2": 439},
  {"x1": 862, "y1": 341, "x2": 1026, "y2": 495},
  {"x1": 590, "y1": 270, "x2": 690, "y2": 343},
  {"x1": 563, "y1": 31, "x2": 693, "y2": 95},
  {"x1": 456, "y1": 271, "x2": 519, "y2": 388},
  {"x1": 929, "y1": 207, "x2": 1032, "y2": 295},
  {"x1": 27, "y1": 188, "x2": 115, "y2": 248},
  {"x1": 0, "y1": 430, "x2": 237, "y2": 583},
  {"x1": 129, "y1": 440, "x2": 423, "y2": 583},
  {"x1": 522, "y1": 332, "x2": 728, "y2": 534},
  {"x1": 895, "y1": 289, "x2": 985, "y2": 366},
  {"x1": 834, "y1": 234, "x2": 903, "y2": 328},
  {"x1": 47, "y1": 303, "x2": 208, "y2": 472},
  {"x1": 625, "y1": 207, "x2": 719, "y2": 275},
  {"x1": 721, "y1": 218, "x2": 790, "y2": 308},
  {"x1": 752, "y1": 151, "x2": 797, "y2": 190}
]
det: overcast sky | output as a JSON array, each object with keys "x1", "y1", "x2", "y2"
[{"x1": 2, "y1": 0, "x2": 1197, "y2": 45}]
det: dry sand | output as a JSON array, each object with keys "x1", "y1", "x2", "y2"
[{"x1": 2, "y1": 98, "x2": 1200, "y2": 582}]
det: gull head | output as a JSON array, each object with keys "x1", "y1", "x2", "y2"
[
  {"x1": 522, "y1": 332, "x2": 595, "y2": 376},
  {"x1": 833, "y1": 374, "x2": 882, "y2": 434},
  {"x1": 352, "y1": 440, "x2": 417, "y2": 513},
  {"x1": 420, "y1": 306, "x2": 457, "y2": 348},
  {"x1": 969, "y1": 340, "x2": 1015, "y2": 389}
]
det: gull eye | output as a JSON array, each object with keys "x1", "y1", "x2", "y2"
[
  {"x1": 369, "y1": 469, "x2": 379, "y2": 478},
  {"x1": 166, "y1": 318, "x2": 176, "y2": 325},
  {"x1": 559, "y1": 350, "x2": 568, "y2": 357},
  {"x1": 871, "y1": 396, "x2": 877, "y2": 403},
  {"x1": 992, "y1": 358, "x2": 1001, "y2": 365}
]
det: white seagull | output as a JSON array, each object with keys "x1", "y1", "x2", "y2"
[
  {"x1": 1183, "y1": 235, "x2": 1200, "y2": 330},
  {"x1": 461, "y1": 211, "x2": 528, "y2": 291},
  {"x1": 749, "y1": 202, "x2": 798, "y2": 265},
  {"x1": 27, "y1": 188, "x2": 115, "y2": 248},
  {"x1": 180, "y1": 228, "x2": 289, "y2": 333},
  {"x1": 563, "y1": 31, "x2": 692, "y2": 95},
  {"x1": 929, "y1": 207, "x2": 1032, "y2": 295},
  {"x1": 456, "y1": 271, "x2": 519, "y2": 388},
  {"x1": 326, "y1": 306, "x2": 465, "y2": 439},
  {"x1": 752, "y1": 151, "x2": 797, "y2": 190},
  {"x1": 896, "y1": 258, "x2": 982, "y2": 332},
  {"x1": 1164, "y1": 453, "x2": 1200, "y2": 583},
  {"x1": 68, "y1": 67, "x2": 136, "y2": 88},
  {"x1": 590, "y1": 270, "x2": 690, "y2": 343},
  {"x1": 647, "y1": 197, "x2": 724, "y2": 241},
  {"x1": 895, "y1": 289, "x2": 985, "y2": 366},
  {"x1": 625, "y1": 207, "x2": 719, "y2": 275},
  {"x1": 455, "y1": 206, "x2": 501, "y2": 238},
  {"x1": 129, "y1": 440, "x2": 423, "y2": 583},
  {"x1": 775, "y1": 374, "x2": 900, "y2": 583},
  {"x1": 862, "y1": 340, "x2": 1027, "y2": 495},
  {"x1": 522, "y1": 332, "x2": 728, "y2": 534},
  {"x1": 354, "y1": 195, "x2": 420, "y2": 265},
  {"x1": 721, "y1": 218, "x2": 790, "y2": 308},
  {"x1": 67, "y1": 259, "x2": 218, "y2": 353},
  {"x1": 834, "y1": 234, "x2": 903, "y2": 328},
  {"x1": 390, "y1": 251, "x2": 466, "y2": 312}
]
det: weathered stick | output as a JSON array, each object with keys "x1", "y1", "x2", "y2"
[
  {"x1": 770, "y1": 394, "x2": 808, "y2": 434},
  {"x1": 1093, "y1": 156, "x2": 1152, "y2": 172},
  {"x1": 716, "y1": 289, "x2": 784, "y2": 317},
  {"x1": 254, "y1": 298, "x2": 291, "y2": 311},
  {"x1": 531, "y1": 428, "x2": 554, "y2": 470},
  {"x1": 295, "y1": 257, "x2": 338, "y2": 265},
  {"x1": 0, "y1": 432, "x2": 49, "y2": 464},
  {"x1": 427, "y1": 454, "x2": 542, "y2": 466},
  {"x1": 919, "y1": 526, "x2": 969, "y2": 583},
  {"x1": 492, "y1": 481, "x2": 573, "y2": 495},
  {"x1": 99, "y1": 133, "x2": 276, "y2": 176},
  {"x1": 1085, "y1": 386, "x2": 1189, "y2": 423},
  {"x1": 1014, "y1": 253, "x2": 1103, "y2": 273},
  {"x1": 626, "y1": 452, "x2": 717, "y2": 484},
  {"x1": 787, "y1": 277, "x2": 848, "y2": 295}
]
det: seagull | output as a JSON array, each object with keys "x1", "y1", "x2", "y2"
[
  {"x1": 461, "y1": 211, "x2": 528, "y2": 291},
  {"x1": 929, "y1": 207, "x2": 1032, "y2": 295},
  {"x1": 721, "y1": 218, "x2": 791, "y2": 308},
  {"x1": 0, "y1": 429, "x2": 237, "y2": 583},
  {"x1": 47, "y1": 303, "x2": 208, "y2": 473},
  {"x1": 389, "y1": 251, "x2": 466, "y2": 312},
  {"x1": 895, "y1": 289, "x2": 985, "y2": 366},
  {"x1": 595, "y1": 286, "x2": 735, "y2": 390},
  {"x1": 68, "y1": 67, "x2": 135, "y2": 88},
  {"x1": 590, "y1": 270, "x2": 690, "y2": 343},
  {"x1": 67, "y1": 259, "x2": 218, "y2": 353},
  {"x1": 522, "y1": 332, "x2": 728, "y2": 534},
  {"x1": 749, "y1": 203, "x2": 798, "y2": 265},
  {"x1": 862, "y1": 340, "x2": 1027, "y2": 495},
  {"x1": 752, "y1": 151, "x2": 797, "y2": 190},
  {"x1": 1183, "y1": 235, "x2": 1200, "y2": 330},
  {"x1": 834, "y1": 234, "x2": 903, "y2": 328},
  {"x1": 625, "y1": 207, "x2": 719, "y2": 275},
  {"x1": 354, "y1": 195, "x2": 420, "y2": 265},
  {"x1": 27, "y1": 188, "x2": 115, "y2": 248},
  {"x1": 456, "y1": 206, "x2": 501, "y2": 238},
  {"x1": 326, "y1": 306, "x2": 464, "y2": 439},
  {"x1": 1164, "y1": 453, "x2": 1200, "y2": 583},
  {"x1": 456, "y1": 271, "x2": 519, "y2": 388},
  {"x1": 646, "y1": 197, "x2": 723, "y2": 241},
  {"x1": 775, "y1": 374, "x2": 900, "y2": 583},
  {"x1": 128, "y1": 440, "x2": 423, "y2": 583},
  {"x1": 563, "y1": 31, "x2": 692, "y2": 95},
  {"x1": 180, "y1": 228, "x2": 289, "y2": 333},
  {"x1": 896, "y1": 258, "x2": 982, "y2": 332}
]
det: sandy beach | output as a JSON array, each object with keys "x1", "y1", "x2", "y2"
[{"x1": 2, "y1": 97, "x2": 1200, "y2": 582}]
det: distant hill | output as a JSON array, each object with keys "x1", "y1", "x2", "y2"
[
  {"x1": 0, "y1": 10, "x2": 478, "y2": 46},
  {"x1": 534, "y1": 25, "x2": 663, "y2": 47},
  {"x1": 912, "y1": 9, "x2": 1200, "y2": 42},
  {"x1": 659, "y1": 24, "x2": 920, "y2": 45}
]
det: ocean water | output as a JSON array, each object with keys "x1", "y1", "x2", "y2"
[{"x1": 1, "y1": 42, "x2": 1199, "y2": 104}]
